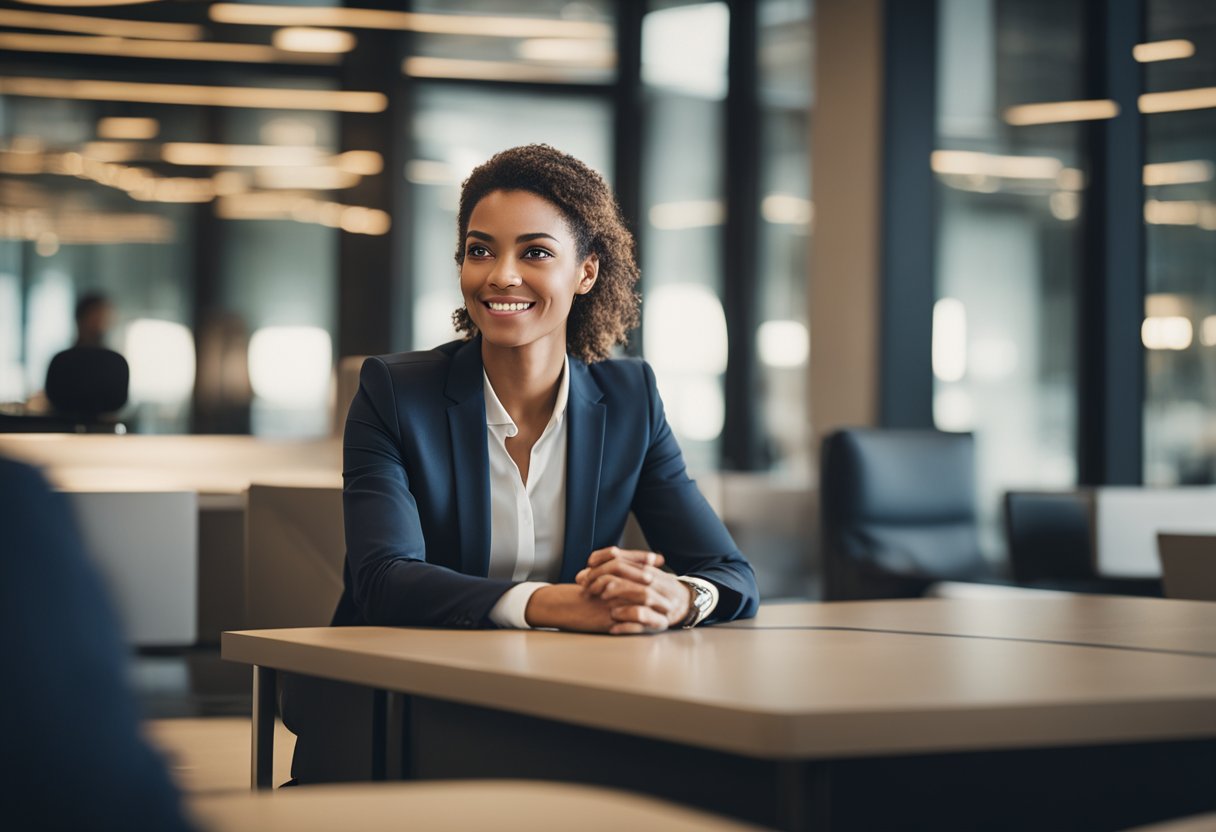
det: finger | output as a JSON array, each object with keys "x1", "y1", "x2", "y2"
[
  {"x1": 610, "y1": 604, "x2": 669, "y2": 630},
  {"x1": 575, "y1": 567, "x2": 590, "y2": 586},
  {"x1": 583, "y1": 560, "x2": 655, "y2": 589},
  {"x1": 608, "y1": 622, "x2": 649, "y2": 635},
  {"x1": 586, "y1": 547, "x2": 665, "y2": 569},
  {"x1": 602, "y1": 583, "x2": 675, "y2": 615},
  {"x1": 586, "y1": 566, "x2": 664, "y2": 598}
]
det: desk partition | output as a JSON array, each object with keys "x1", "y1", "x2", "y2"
[{"x1": 66, "y1": 490, "x2": 197, "y2": 646}]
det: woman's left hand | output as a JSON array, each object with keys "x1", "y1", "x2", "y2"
[{"x1": 575, "y1": 546, "x2": 691, "y2": 634}]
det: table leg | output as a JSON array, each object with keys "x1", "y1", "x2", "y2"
[
  {"x1": 372, "y1": 690, "x2": 408, "y2": 780},
  {"x1": 251, "y1": 665, "x2": 277, "y2": 790},
  {"x1": 371, "y1": 690, "x2": 386, "y2": 780},
  {"x1": 385, "y1": 692, "x2": 408, "y2": 780},
  {"x1": 776, "y1": 761, "x2": 832, "y2": 831}
]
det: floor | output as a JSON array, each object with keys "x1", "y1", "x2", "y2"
[{"x1": 133, "y1": 646, "x2": 297, "y2": 794}]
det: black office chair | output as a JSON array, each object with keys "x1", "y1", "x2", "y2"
[
  {"x1": 44, "y1": 346, "x2": 129, "y2": 418},
  {"x1": 820, "y1": 428, "x2": 1005, "y2": 601},
  {"x1": 1004, "y1": 490, "x2": 1162, "y2": 597}
]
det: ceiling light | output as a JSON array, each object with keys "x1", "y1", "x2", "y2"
[
  {"x1": 648, "y1": 200, "x2": 725, "y2": 230},
  {"x1": 81, "y1": 141, "x2": 141, "y2": 162},
  {"x1": 931, "y1": 150, "x2": 1064, "y2": 179},
  {"x1": 272, "y1": 27, "x2": 356, "y2": 54},
  {"x1": 163, "y1": 143, "x2": 325, "y2": 167},
  {"x1": 0, "y1": 32, "x2": 337, "y2": 64},
  {"x1": 335, "y1": 150, "x2": 383, "y2": 175},
  {"x1": 209, "y1": 3, "x2": 611, "y2": 39},
  {"x1": 760, "y1": 194, "x2": 812, "y2": 225},
  {"x1": 0, "y1": 77, "x2": 388, "y2": 113},
  {"x1": 254, "y1": 167, "x2": 361, "y2": 190},
  {"x1": 1139, "y1": 87, "x2": 1216, "y2": 115},
  {"x1": 403, "y1": 56, "x2": 602, "y2": 83},
  {"x1": 14, "y1": 0, "x2": 161, "y2": 7},
  {"x1": 1133, "y1": 39, "x2": 1195, "y2": 63},
  {"x1": 1143, "y1": 160, "x2": 1214, "y2": 187},
  {"x1": 97, "y1": 117, "x2": 159, "y2": 140},
  {"x1": 516, "y1": 37, "x2": 615, "y2": 66},
  {"x1": 1004, "y1": 99, "x2": 1119, "y2": 126},
  {"x1": 0, "y1": 8, "x2": 201, "y2": 39}
]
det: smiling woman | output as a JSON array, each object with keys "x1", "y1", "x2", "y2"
[
  {"x1": 451, "y1": 144, "x2": 640, "y2": 363},
  {"x1": 284, "y1": 144, "x2": 758, "y2": 784}
]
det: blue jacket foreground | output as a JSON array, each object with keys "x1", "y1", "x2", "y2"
[
  {"x1": 331, "y1": 337, "x2": 759, "y2": 629},
  {"x1": 0, "y1": 457, "x2": 194, "y2": 831}
]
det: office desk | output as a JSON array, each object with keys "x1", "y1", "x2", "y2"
[
  {"x1": 722, "y1": 596, "x2": 1216, "y2": 656},
  {"x1": 190, "y1": 780, "x2": 765, "y2": 832},
  {"x1": 224, "y1": 598, "x2": 1216, "y2": 831},
  {"x1": 0, "y1": 434, "x2": 342, "y2": 642}
]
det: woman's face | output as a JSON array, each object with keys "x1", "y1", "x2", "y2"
[{"x1": 460, "y1": 189, "x2": 598, "y2": 356}]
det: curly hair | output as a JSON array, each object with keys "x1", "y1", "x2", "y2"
[{"x1": 452, "y1": 144, "x2": 640, "y2": 363}]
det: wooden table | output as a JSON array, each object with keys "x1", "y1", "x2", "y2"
[
  {"x1": 190, "y1": 780, "x2": 766, "y2": 831},
  {"x1": 721, "y1": 596, "x2": 1216, "y2": 656},
  {"x1": 223, "y1": 598, "x2": 1216, "y2": 831}
]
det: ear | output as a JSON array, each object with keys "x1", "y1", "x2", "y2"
[{"x1": 576, "y1": 253, "x2": 600, "y2": 295}]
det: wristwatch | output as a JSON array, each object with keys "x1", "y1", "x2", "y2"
[{"x1": 678, "y1": 578, "x2": 715, "y2": 628}]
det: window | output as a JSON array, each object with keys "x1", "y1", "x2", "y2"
[
  {"x1": 1142, "y1": 0, "x2": 1216, "y2": 485},
  {"x1": 934, "y1": 0, "x2": 1085, "y2": 552}
]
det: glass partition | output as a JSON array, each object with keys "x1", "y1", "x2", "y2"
[
  {"x1": 934, "y1": 0, "x2": 1085, "y2": 553},
  {"x1": 640, "y1": 0, "x2": 729, "y2": 473},
  {"x1": 1142, "y1": 0, "x2": 1216, "y2": 485}
]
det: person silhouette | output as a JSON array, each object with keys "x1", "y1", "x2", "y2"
[{"x1": 44, "y1": 293, "x2": 130, "y2": 419}]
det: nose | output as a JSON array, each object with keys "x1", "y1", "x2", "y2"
[{"x1": 488, "y1": 254, "x2": 521, "y2": 289}]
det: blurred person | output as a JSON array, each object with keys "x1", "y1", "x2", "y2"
[
  {"x1": 0, "y1": 456, "x2": 195, "y2": 830},
  {"x1": 44, "y1": 293, "x2": 129, "y2": 419},
  {"x1": 286, "y1": 144, "x2": 759, "y2": 783}
]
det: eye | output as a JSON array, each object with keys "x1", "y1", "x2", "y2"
[
  {"x1": 522, "y1": 246, "x2": 554, "y2": 260},
  {"x1": 466, "y1": 244, "x2": 491, "y2": 258}
]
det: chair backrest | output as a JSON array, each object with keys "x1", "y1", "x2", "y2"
[
  {"x1": 65, "y1": 490, "x2": 198, "y2": 646},
  {"x1": 245, "y1": 484, "x2": 345, "y2": 629},
  {"x1": 333, "y1": 356, "x2": 367, "y2": 437},
  {"x1": 1157, "y1": 533, "x2": 1216, "y2": 601},
  {"x1": 45, "y1": 347, "x2": 129, "y2": 417},
  {"x1": 820, "y1": 429, "x2": 985, "y2": 600},
  {"x1": 1004, "y1": 490, "x2": 1095, "y2": 583}
]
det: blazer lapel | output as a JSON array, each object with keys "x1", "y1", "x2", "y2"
[
  {"x1": 445, "y1": 338, "x2": 492, "y2": 577},
  {"x1": 559, "y1": 360, "x2": 606, "y2": 583}
]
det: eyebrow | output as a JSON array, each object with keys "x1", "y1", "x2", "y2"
[{"x1": 466, "y1": 230, "x2": 561, "y2": 245}]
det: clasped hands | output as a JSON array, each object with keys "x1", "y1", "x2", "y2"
[{"x1": 523, "y1": 546, "x2": 692, "y2": 635}]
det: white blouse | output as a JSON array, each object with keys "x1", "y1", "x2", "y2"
[{"x1": 483, "y1": 358, "x2": 718, "y2": 629}]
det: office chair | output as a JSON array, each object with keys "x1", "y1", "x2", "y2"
[
  {"x1": 244, "y1": 484, "x2": 346, "y2": 629},
  {"x1": 1005, "y1": 490, "x2": 1162, "y2": 597},
  {"x1": 820, "y1": 428, "x2": 1004, "y2": 600}
]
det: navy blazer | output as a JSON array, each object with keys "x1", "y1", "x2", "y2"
[{"x1": 331, "y1": 337, "x2": 759, "y2": 629}]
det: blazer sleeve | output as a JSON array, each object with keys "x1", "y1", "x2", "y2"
[
  {"x1": 342, "y1": 357, "x2": 514, "y2": 628},
  {"x1": 628, "y1": 361, "x2": 760, "y2": 623}
]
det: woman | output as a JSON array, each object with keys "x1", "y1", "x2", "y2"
[
  {"x1": 288, "y1": 145, "x2": 758, "y2": 781},
  {"x1": 333, "y1": 143, "x2": 757, "y2": 633}
]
